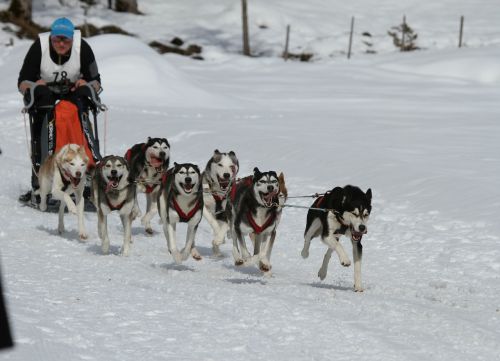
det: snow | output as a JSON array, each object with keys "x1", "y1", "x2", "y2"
[{"x1": 0, "y1": 1, "x2": 500, "y2": 360}]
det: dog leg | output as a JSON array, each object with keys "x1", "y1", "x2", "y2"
[
  {"x1": 318, "y1": 248, "x2": 333, "y2": 280},
  {"x1": 120, "y1": 213, "x2": 132, "y2": 256},
  {"x1": 141, "y1": 192, "x2": 157, "y2": 234},
  {"x1": 212, "y1": 222, "x2": 228, "y2": 256},
  {"x1": 259, "y1": 232, "x2": 276, "y2": 272},
  {"x1": 302, "y1": 218, "x2": 321, "y2": 259},
  {"x1": 352, "y1": 240, "x2": 363, "y2": 292},
  {"x1": 182, "y1": 224, "x2": 200, "y2": 261},
  {"x1": 231, "y1": 228, "x2": 244, "y2": 266},
  {"x1": 322, "y1": 235, "x2": 351, "y2": 267},
  {"x1": 38, "y1": 180, "x2": 50, "y2": 212},
  {"x1": 99, "y1": 211, "x2": 110, "y2": 254},
  {"x1": 164, "y1": 222, "x2": 182, "y2": 264},
  {"x1": 76, "y1": 190, "x2": 87, "y2": 240}
]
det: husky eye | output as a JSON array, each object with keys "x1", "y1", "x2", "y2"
[
  {"x1": 218, "y1": 163, "x2": 223, "y2": 167},
  {"x1": 352, "y1": 212, "x2": 359, "y2": 217},
  {"x1": 105, "y1": 164, "x2": 111, "y2": 168},
  {"x1": 271, "y1": 180, "x2": 278, "y2": 184}
]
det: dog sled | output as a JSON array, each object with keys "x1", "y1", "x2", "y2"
[{"x1": 19, "y1": 80, "x2": 107, "y2": 212}]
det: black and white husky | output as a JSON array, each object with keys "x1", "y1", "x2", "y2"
[
  {"x1": 91, "y1": 156, "x2": 138, "y2": 256},
  {"x1": 301, "y1": 185, "x2": 372, "y2": 292},
  {"x1": 125, "y1": 137, "x2": 170, "y2": 234},
  {"x1": 201, "y1": 149, "x2": 239, "y2": 256},
  {"x1": 228, "y1": 168, "x2": 282, "y2": 272},
  {"x1": 158, "y1": 162, "x2": 203, "y2": 264}
]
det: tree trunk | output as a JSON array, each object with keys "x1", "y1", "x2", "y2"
[
  {"x1": 115, "y1": 0, "x2": 139, "y2": 14},
  {"x1": 7, "y1": 0, "x2": 32, "y2": 21}
]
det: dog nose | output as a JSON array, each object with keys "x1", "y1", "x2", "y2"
[
  {"x1": 76, "y1": 171, "x2": 82, "y2": 178},
  {"x1": 223, "y1": 173, "x2": 231, "y2": 180},
  {"x1": 159, "y1": 151, "x2": 166, "y2": 159},
  {"x1": 185, "y1": 177, "x2": 192, "y2": 184},
  {"x1": 267, "y1": 185, "x2": 275, "y2": 192},
  {"x1": 111, "y1": 170, "x2": 117, "y2": 176},
  {"x1": 358, "y1": 224, "x2": 366, "y2": 233}
]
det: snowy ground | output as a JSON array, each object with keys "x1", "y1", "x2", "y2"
[{"x1": 1, "y1": 1, "x2": 500, "y2": 360}]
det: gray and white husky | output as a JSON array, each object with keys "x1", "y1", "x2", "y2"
[
  {"x1": 158, "y1": 162, "x2": 203, "y2": 264},
  {"x1": 125, "y1": 137, "x2": 170, "y2": 234},
  {"x1": 201, "y1": 149, "x2": 239, "y2": 256},
  {"x1": 301, "y1": 185, "x2": 372, "y2": 292},
  {"x1": 228, "y1": 167, "x2": 282, "y2": 272},
  {"x1": 91, "y1": 155, "x2": 138, "y2": 256}
]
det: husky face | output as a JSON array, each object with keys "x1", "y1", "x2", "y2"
[
  {"x1": 173, "y1": 163, "x2": 201, "y2": 195},
  {"x1": 341, "y1": 188, "x2": 372, "y2": 242},
  {"x1": 208, "y1": 149, "x2": 239, "y2": 191},
  {"x1": 145, "y1": 137, "x2": 170, "y2": 168},
  {"x1": 100, "y1": 156, "x2": 129, "y2": 190},
  {"x1": 58, "y1": 144, "x2": 89, "y2": 185},
  {"x1": 252, "y1": 167, "x2": 279, "y2": 207}
]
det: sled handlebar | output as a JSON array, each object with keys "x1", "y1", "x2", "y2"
[
  {"x1": 21, "y1": 80, "x2": 107, "y2": 112},
  {"x1": 84, "y1": 81, "x2": 108, "y2": 112}
]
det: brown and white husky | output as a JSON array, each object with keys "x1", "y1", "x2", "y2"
[{"x1": 37, "y1": 144, "x2": 90, "y2": 239}]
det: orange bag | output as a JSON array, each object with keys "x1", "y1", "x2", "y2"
[{"x1": 54, "y1": 100, "x2": 95, "y2": 166}]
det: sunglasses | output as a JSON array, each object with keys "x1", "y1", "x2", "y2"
[{"x1": 51, "y1": 36, "x2": 73, "y2": 44}]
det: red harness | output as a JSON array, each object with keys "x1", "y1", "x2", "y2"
[
  {"x1": 106, "y1": 197, "x2": 126, "y2": 211},
  {"x1": 246, "y1": 211, "x2": 276, "y2": 234},
  {"x1": 172, "y1": 197, "x2": 201, "y2": 223}
]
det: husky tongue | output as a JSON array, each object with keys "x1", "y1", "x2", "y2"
[{"x1": 150, "y1": 157, "x2": 163, "y2": 168}]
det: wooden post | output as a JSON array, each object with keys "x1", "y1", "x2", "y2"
[
  {"x1": 108, "y1": 0, "x2": 112, "y2": 9},
  {"x1": 347, "y1": 16, "x2": 355, "y2": 59},
  {"x1": 283, "y1": 25, "x2": 290, "y2": 61},
  {"x1": 458, "y1": 15, "x2": 464, "y2": 48},
  {"x1": 241, "y1": 0, "x2": 251, "y2": 56},
  {"x1": 401, "y1": 15, "x2": 406, "y2": 51}
]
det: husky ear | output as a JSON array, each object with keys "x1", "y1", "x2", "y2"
[
  {"x1": 213, "y1": 149, "x2": 222, "y2": 162},
  {"x1": 253, "y1": 167, "x2": 261, "y2": 177},
  {"x1": 147, "y1": 136, "x2": 151, "y2": 142},
  {"x1": 228, "y1": 151, "x2": 236, "y2": 157},
  {"x1": 366, "y1": 188, "x2": 372, "y2": 202},
  {"x1": 174, "y1": 162, "x2": 178, "y2": 167},
  {"x1": 278, "y1": 172, "x2": 285, "y2": 182}
]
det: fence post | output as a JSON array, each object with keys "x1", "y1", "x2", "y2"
[
  {"x1": 241, "y1": 0, "x2": 251, "y2": 56},
  {"x1": 458, "y1": 15, "x2": 464, "y2": 48},
  {"x1": 283, "y1": 25, "x2": 290, "y2": 61},
  {"x1": 347, "y1": 16, "x2": 355, "y2": 59}
]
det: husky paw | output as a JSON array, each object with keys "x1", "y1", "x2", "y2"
[
  {"x1": 79, "y1": 232, "x2": 88, "y2": 241},
  {"x1": 318, "y1": 268, "x2": 327, "y2": 280},
  {"x1": 121, "y1": 246, "x2": 130, "y2": 257},
  {"x1": 67, "y1": 204, "x2": 77, "y2": 214},
  {"x1": 234, "y1": 259, "x2": 244, "y2": 266},
  {"x1": 340, "y1": 258, "x2": 351, "y2": 267},
  {"x1": 212, "y1": 244, "x2": 223, "y2": 257},
  {"x1": 39, "y1": 202, "x2": 47, "y2": 212},
  {"x1": 301, "y1": 248, "x2": 309, "y2": 259},
  {"x1": 191, "y1": 247, "x2": 202, "y2": 261},
  {"x1": 354, "y1": 285, "x2": 364, "y2": 292},
  {"x1": 259, "y1": 261, "x2": 272, "y2": 272},
  {"x1": 101, "y1": 245, "x2": 109, "y2": 255},
  {"x1": 145, "y1": 227, "x2": 154, "y2": 235},
  {"x1": 58, "y1": 225, "x2": 65, "y2": 235},
  {"x1": 171, "y1": 250, "x2": 182, "y2": 264}
]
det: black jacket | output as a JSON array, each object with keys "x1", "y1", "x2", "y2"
[{"x1": 18, "y1": 36, "x2": 101, "y2": 87}]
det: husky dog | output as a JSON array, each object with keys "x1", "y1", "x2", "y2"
[
  {"x1": 91, "y1": 156, "x2": 138, "y2": 256},
  {"x1": 228, "y1": 167, "x2": 283, "y2": 272},
  {"x1": 37, "y1": 144, "x2": 90, "y2": 239},
  {"x1": 301, "y1": 185, "x2": 372, "y2": 292},
  {"x1": 125, "y1": 137, "x2": 170, "y2": 234},
  {"x1": 201, "y1": 149, "x2": 239, "y2": 256},
  {"x1": 158, "y1": 162, "x2": 203, "y2": 264}
]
